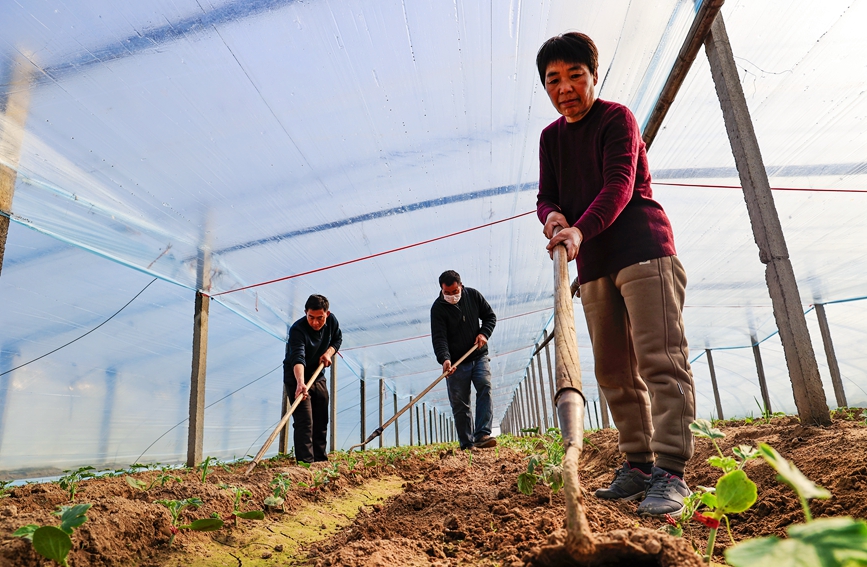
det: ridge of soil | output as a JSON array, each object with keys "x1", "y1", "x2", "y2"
[{"x1": 1, "y1": 413, "x2": 865, "y2": 566}]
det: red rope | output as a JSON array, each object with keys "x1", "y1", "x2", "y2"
[
  {"x1": 654, "y1": 181, "x2": 867, "y2": 194},
  {"x1": 210, "y1": 210, "x2": 535, "y2": 297},
  {"x1": 341, "y1": 307, "x2": 554, "y2": 352}
]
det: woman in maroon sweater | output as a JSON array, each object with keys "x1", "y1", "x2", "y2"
[{"x1": 536, "y1": 32, "x2": 695, "y2": 518}]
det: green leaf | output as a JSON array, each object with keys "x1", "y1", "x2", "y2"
[
  {"x1": 55, "y1": 503, "x2": 92, "y2": 535},
  {"x1": 517, "y1": 472, "x2": 538, "y2": 495},
  {"x1": 125, "y1": 476, "x2": 146, "y2": 490},
  {"x1": 32, "y1": 526, "x2": 72, "y2": 566},
  {"x1": 264, "y1": 495, "x2": 284, "y2": 507},
  {"x1": 690, "y1": 419, "x2": 726, "y2": 440},
  {"x1": 12, "y1": 524, "x2": 39, "y2": 542},
  {"x1": 235, "y1": 510, "x2": 265, "y2": 520},
  {"x1": 700, "y1": 492, "x2": 718, "y2": 509},
  {"x1": 182, "y1": 518, "x2": 224, "y2": 532},
  {"x1": 758, "y1": 444, "x2": 831, "y2": 501},
  {"x1": 716, "y1": 470, "x2": 757, "y2": 514},
  {"x1": 788, "y1": 517, "x2": 867, "y2": 564},
  {"x1": 708, "y1": 455, "x2": 738, "y2": 473},
  {"x1": 726, "y1": 517, "x2": 867, "y2": 567},
  {"x1": 733, "y1": 445, "x2": 758, "y2": 462},
  {"x1": 527, "y1": 455, "x2": 541, "y2": 474}
]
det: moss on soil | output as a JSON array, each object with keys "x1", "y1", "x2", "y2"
[{"x1": 158, "y1": 475, "x2": 405, "y2": 566}]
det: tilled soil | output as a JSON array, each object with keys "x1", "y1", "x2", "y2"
[{"x1": 1, "y1": 413, "x2": 866, "y2": 566}]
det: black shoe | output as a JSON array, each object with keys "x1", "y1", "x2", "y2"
[
  {"x1": 473, "y1": 435, "x2": 497, "y2": 449},
  {"x1": 637, "y1": 467, "x2": 691, "y2": 517},
  {"x1": 594, "y1": 462, "x2": 650, "y2": 501}
]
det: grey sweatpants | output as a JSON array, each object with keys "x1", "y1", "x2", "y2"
[{"x1": 580, "y1": 256, "x2": 695, "y2": 474}]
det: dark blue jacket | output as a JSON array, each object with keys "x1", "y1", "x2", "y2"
[{"x1": 430, "y1": 287, "x2": 496, "y2": 365}]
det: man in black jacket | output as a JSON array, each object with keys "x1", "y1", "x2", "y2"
[
  {"x1": 284, "y1": 294, "x2": 342, "y2": 463},
  {"x1": 430, "y1": 270, "x2": 497, "y2": 450}
]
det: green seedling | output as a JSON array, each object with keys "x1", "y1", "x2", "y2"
[
  {"x1": 324, "y1": 461, "x2": 342, "y2": 480},
  {"x1": 725, "y1": 443, "x2": 867, "y2": 567},
  {"x1": 126, "y1": 472, "x2": 181, "y2": 492},
  {"x1": 13, "y1": 503, "x2": 91, "y2": 566},
  {"x1": 344, "y1": 454, "x2": 363, "y2": 474},
  {"x1": 58, "y1": 466, "x2": 95, "y2": 501},
  {"x1": 265, "y1": 473, "x2": 293, "y2": 511},
  {"x1": 516, "y1": 429, "x2": 565, "y2": 499},
  {"x1": 684, "y1": 420, "x2": 761, "y2": 563},
  {"x1": 296, "y1": 462, "x2": 331, "y2": 492},
  {"x1": 661, "y1": 491, "x2": 704, "y2": 537},
  {"x1": 220, "y1": 484, "x2": 265, "y2": 526},
  {"x1": 155, "y1": 498, "x2": 223, "y2": 545},
  {"x1": 197, "y1": 456, "x2": 217, "y2": 483},
  {"x1": 0, "y1": 480, "x2": 13, "y2": 499}
]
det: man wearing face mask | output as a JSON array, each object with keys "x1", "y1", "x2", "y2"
[
  {"x1": 284, "y1": 294, "x2": 342, "y2": 463},
  {"x1": 430, "y1": 270, "x2": 497, "y2": 450}
]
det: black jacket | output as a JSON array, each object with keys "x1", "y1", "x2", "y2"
[
  {"x1": 430, "y1": 287, "x2": 496, "y2": 365},
  {"x1": 284, "y1": 313, "x2": 342, "y2": 382}
]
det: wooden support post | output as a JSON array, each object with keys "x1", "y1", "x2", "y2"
[
  {"x1": 409, "y1": 395, "x2": 415, "y2": 445},
  {"x1": 752, "y1": 341, "x2": 772, "y2": 414},
  {"x1": 535, "y1": 351, "x2": 550, "y2": 431},
  {"x1": 330, "y1": 360, "x2": 337, "y2": 453},
  {"x1": 532, "y1": 356, "x2": 549, "y2": 430},
  {"x1": 0, "y1": 57, "x2": 33, "y2": 277},
  {"x1": 705, "y1": 14, "x2": 830, "y2": 425},
  {"x1": 542, "y1": 331, "x2": 559, "y2": 429},
  {"x1": 422, "y1": 402, "x2": 428, "y2": 445},
  {"x1": 431, "y1": 407, "x2": 437, "y2": 443},
  {"x1": 815, "y1": 304, "x2": 847, "y2": 408},
  {"x1": 415, "y1": 405, "x2": 421, "y2": 445},
  {"x1": 643, "y1": 0, "x2": 725, "y2": 149},
  {"x1": 529, "y1": 370, "x2": 542, "y2": 432},
  {"x1": 599, "y1": 389, "x2": 610, "y2": 429},
  {"x1": 278, "y1": 384, "x2": 289, "y2": 454},
  {"x1": 378, "y1": 378, "x2": 384, "y2": 448},
  {"x1": 393, "y1": 392, "x2": 399, "y2": 446},
  {"x1": 186, "y1": 245, "x2": 211, "y2": 468},
  {"x1": 706, "y1": 349, "x2": 725, "y2": 420},
  {"x1": 431, "y1": 409, "x2": 436, "y2": 443},
  {"x1": 360, "y1": 372, "x2": 366, "y2": 448}
]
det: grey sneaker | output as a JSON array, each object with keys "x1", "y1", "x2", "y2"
[
  {"x1": 594, "y1": 462, "x2": 650, "y2": 501},
  {"x1": 637, "y1": 467, "x2": 691, "y2": 517}
]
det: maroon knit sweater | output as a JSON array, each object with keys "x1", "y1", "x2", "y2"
[{"x1": 536, "y1": 98, "x2": 676, "y2": 284}]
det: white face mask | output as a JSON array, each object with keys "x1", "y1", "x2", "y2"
[{"x1": 443, "y1": 291, "x2": 461, "y2": 305}]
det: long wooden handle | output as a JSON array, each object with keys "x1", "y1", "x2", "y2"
[
  {"x1": 245, "y1": 362, "x2": 325, "y2": 474},
  {"x1": 347, "y1": 344, "x2": 479, "y2": 451},
  {"x1": 551, "y1": 228, "x2": 592, "y2": 551}
]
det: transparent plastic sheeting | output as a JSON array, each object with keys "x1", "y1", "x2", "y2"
[{"x1": 2, "y1": 0, "x2": 867, "y2": 476}]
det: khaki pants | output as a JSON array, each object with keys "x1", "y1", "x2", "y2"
[{"x1": 581, "y1": 256, "x2": 695, "y2": 473}]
